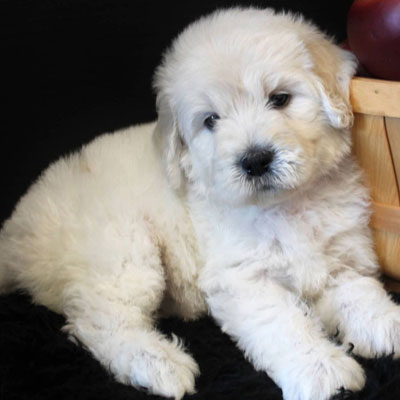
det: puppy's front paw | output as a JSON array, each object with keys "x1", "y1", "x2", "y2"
[
  {"x1": 281, "y1": 346, "x2": 365, "y2": 400},
  {"x1": 343, "y1": 309, "x2": 400, "y2": 359},
  {"x1": 112, "y1": 334, "x2": 199, "y2": 400}
]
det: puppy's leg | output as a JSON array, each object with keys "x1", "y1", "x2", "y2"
[
  {"x1": 62, "y1": 229, "x2": 199, "y2": 400},
  {"x1": 202, "y1": 271, "x2": 365, "y2": 400},
  {"x1": 315, "y1": 228, "x2": 400, "y2": 359},
  {"x1": 316, "y1": 271, "x2": 400, "y2": 359}
]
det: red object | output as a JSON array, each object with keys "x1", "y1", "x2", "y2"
[{"x1": 347, "y1": 0, "x2": 400, "y2": 81}]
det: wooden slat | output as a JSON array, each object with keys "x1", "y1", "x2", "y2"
[
  {"x1": 371, "y1": 202, "x2": 400, "y2": 234},
  {"x1": 352, "y1": 114, "x2": 399, "y2": 205},
  {"x1": 373, "y1": 232, "x2": 400, "y2": 280},
  {"x1": 385, "y1": 117, "x2": 400, "y2": 197},
  {"x1": 352, "y1": 111, "x2": 400, "y2": 279},
  {"x1": 350, "y1": 77, "x2": 400, "y2": 118}
]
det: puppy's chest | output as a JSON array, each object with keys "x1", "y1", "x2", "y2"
[
  {"x1": 251, "y1": 210, "x2": 326, "y2": 264},
  {"x1": 255, "y1": 207, "x2": 326, "y2": 253},
  {"x1": 216, "y1": 206, "x2": 335, "y2": 298}
]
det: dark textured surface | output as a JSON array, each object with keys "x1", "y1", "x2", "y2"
[{"x1": 1, "y1": 292, "x2": 400, "y2": 400}]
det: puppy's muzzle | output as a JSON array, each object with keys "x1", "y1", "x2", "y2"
[{"x1": 240, "y1": 148, "x2": 275, "y2": 178}]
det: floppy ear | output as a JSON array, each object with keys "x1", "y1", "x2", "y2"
[
  {"x1": 307, "y1": 37, "x2": 357, "y2": 129},
  {"x1": 154, "y1": 92, "x2": 185, "y2": 190}
]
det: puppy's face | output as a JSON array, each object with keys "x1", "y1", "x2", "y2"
[{"x1": 155, "y1": 8, "x2": 357, "y2": 206}]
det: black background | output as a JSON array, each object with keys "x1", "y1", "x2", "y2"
[{"x1": 1, "y1": 0, "x2": 354, "y2": 224}]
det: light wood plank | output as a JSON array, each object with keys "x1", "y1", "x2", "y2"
[
  {"x1": 374, "y1": 231, "x2": 400, "y2": 280},
  {"x1": 352, "y1": 114, "x2": 399, "y2": 205},
  {"x1": 371, "y1": 202, "x2": 400, "y2": 234},
  {"x1": 385, "y1": 117, "x2": 400, "y2": 197},
  {"x1": 350, "y1": 78, "x2": 400, "y2": 279},
  {"x1": 350, "y1": 77, "x2": 400, "y2": 118}
]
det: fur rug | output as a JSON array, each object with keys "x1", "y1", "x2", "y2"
[{"x1": 1, "y1": 292, "x2": 400, "y2": 400}]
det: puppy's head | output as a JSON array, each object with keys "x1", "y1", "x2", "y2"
[{"x1": 154, "y1": 8, "x2": 357, "y2": 206}]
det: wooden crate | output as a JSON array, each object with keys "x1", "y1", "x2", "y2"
[{"x1": 350, "y1": 77, "x2": 400, "y2": 280}]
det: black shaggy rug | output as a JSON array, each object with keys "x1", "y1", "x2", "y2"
[{"x1": 1, "y1": 292, "x2": 400, "y2": 400}]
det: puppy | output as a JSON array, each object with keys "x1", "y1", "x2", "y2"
[{"x1": 1, "y1": 7, "x2": 400, "y2": 400}]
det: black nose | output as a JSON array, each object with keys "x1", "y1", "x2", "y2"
[{"x1": 241, "y1": 149, "x2": 275, "y2": 177}]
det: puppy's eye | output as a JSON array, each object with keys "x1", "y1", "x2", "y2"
[
  {"x1": 268, "y1": 93, "x2": 291, "y2": 109},
  {"x1": 204, "y1": 113, "x2": 220, "y2": 131}
]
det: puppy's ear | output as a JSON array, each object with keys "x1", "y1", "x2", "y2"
[
  {"x1": 307, "y1": 37, "x2": 357, "y2": 129},
  {"x1": 154, "y1": 92, "x2": 185, "y2": 190}
]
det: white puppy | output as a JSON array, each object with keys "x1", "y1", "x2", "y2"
[{"x1": 1, "y1": 7, "x2": 400, "y2": 400}]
